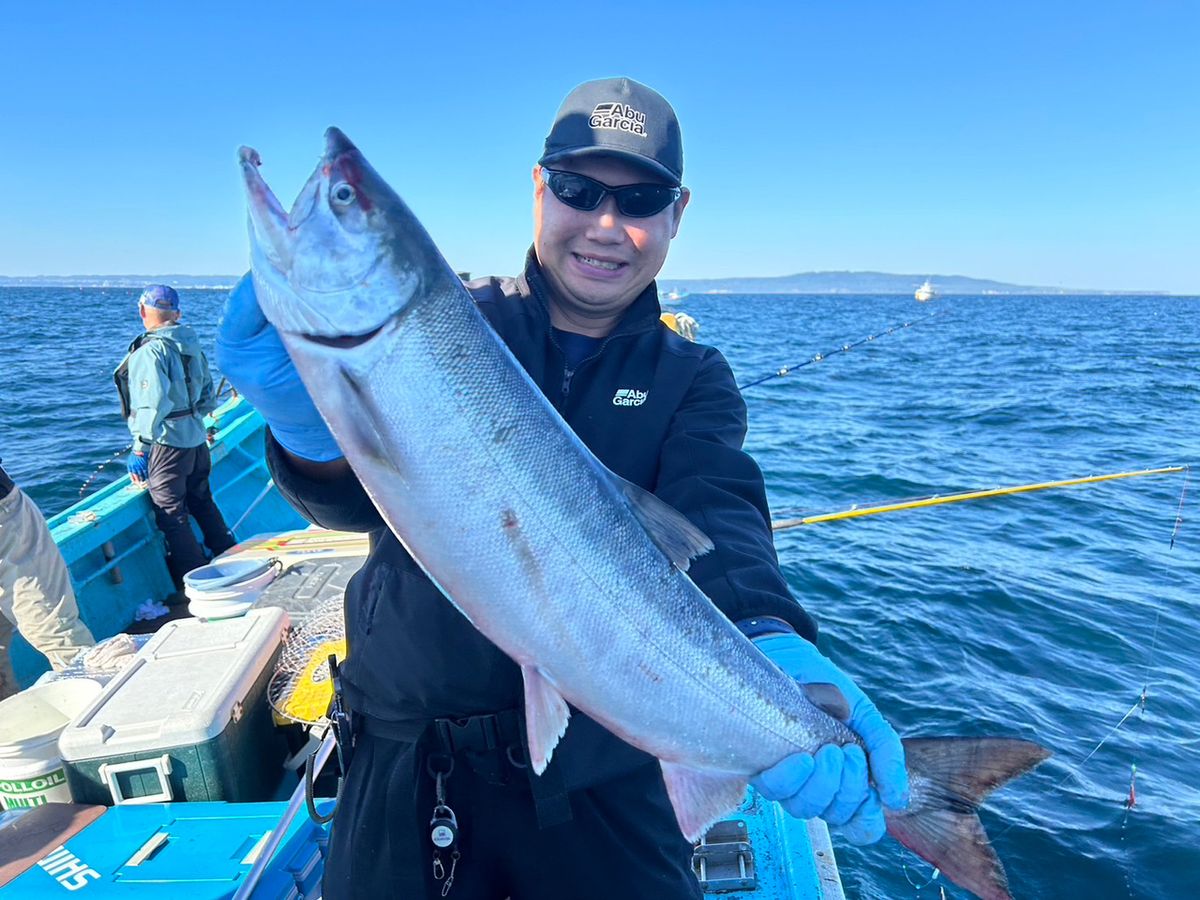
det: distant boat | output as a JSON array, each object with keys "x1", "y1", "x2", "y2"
[
  {"x1": 914, "y1": 280, "x2": 936, "y2": 302},
  {"x1": 660, "y1": 286, "x2": 689, "y2": 304}
]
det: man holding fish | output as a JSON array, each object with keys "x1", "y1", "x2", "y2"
[{"x1": 217, "y1": 78, "x2": 1015, "y2": 899}]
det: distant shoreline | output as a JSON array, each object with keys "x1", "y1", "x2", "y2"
[
  {"x1": 0, "y1": 273, "x2": 1182, "y2": 296},
  {"x1": 0, "y1": 277, "x2": 238, "y2": 289}
]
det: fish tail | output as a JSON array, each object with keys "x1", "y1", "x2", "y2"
[{"x1": 885, "y1": 736, "x2": 1051, "y2": 900}]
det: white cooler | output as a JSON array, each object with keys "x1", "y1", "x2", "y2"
[{"x1": 57, "y1": 608, "x2": 290, "y2": 805}]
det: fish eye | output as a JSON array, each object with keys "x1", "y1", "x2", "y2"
[{"x1": 331, "y1": 182, "x2": 357, "y2": 206}]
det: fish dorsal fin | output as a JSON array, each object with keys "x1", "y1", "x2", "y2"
[
  {"x1": 618, "y1": 478, "x2": 714, "y2": 571},
  {"x1": 521, "y1": 665, "x2": 571, "y2": 775},
  {"x1": 660, "y1": 761, "x2": 748, "y2": 842},
  {"x1": 802, "y1": 683, "x2": 852, "y2": 722}
]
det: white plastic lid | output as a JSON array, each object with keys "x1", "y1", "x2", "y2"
[
  {"x1": 184, "y1": 558, "x2": 278, "y2": 601},
  {"x1": 0, "y1": 679, "x2": 102, "y2": 746}
]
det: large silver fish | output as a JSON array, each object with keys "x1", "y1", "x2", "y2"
[{"x1": 238, "y1": 128, "x2": 1049, "y2": 900}]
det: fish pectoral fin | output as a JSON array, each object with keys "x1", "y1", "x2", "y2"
[
  {"x1": 801, "y1": 682, "x2": 852, "y2": 722},
  {"x1": 521, "y1": 665, "x2": 571, "y2": 775},
  {"x1": 660, "y1": 761, "x2": 748, "y2": 843},
  {"x1": 617, "y1": 477, "x2": 714, "y2": 571}
]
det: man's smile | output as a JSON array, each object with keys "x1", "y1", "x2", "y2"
[{"x1": 572, "y1": 252, "x2": 628, "y2": 277}]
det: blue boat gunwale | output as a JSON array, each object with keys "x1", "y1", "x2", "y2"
[{"x1": 12, "y1": 395, "x2": 307, "y2": 688}]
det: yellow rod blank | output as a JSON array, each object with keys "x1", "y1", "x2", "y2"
[{"x1": 772, "y1": 466, "x2": 1187, "y2": 530}]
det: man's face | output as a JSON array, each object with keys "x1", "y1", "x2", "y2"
[{"x1": 533, "y1": 155, "x2": 689, "y2": 335}]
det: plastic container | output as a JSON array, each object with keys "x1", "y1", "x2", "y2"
[
  {"x1": 58, "y1": 608, "x2": 289, "y2": 806},
  {"x1": 183, "y1": 557, "x2": 278, "y2": 620},
  {"x1": 0, "y1": 679, "x2": 101, "y2": 809},
  {"x1": 0, "y1": 798, "x2": 335, "y2": 898}
]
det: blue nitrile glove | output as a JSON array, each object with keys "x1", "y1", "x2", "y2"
[
  {"x1": 215, "y1": 274, "x2": 342, "y2": 463},
  {"x1": 751, "y1": 633, "x2": 909, "y2": 845},
  {"x1": 126, "y1": 451, "x2": 149, "y2": 484}
]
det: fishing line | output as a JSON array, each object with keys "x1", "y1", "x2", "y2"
[
  {"x1": 77, "y1": 442, "x2": 134, "y2": 498},
  {"x1": 1108, "y1": 472, "x2": 1189, "y2": 895},
  {"x1": 737, "y1": 307, "x2": 943, "y2": 391},
  {"x1": 893, "y1": 468, "x2": 1188, "y2": 893},
  {"x1": 901, "y1": 862, "x2": 941, "y2": 892},
  {"x1": 1055, "y1": 696, "x2": 1147, "y2": 787},
  {"x1": 1169, "y1": 464, "x2": 1189, "y2": 549},
  {"x1": 1051, "y1": 469, "x2": 1186, "y2": 798}
]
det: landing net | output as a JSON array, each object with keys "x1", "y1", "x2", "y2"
[{"x1": 267, "y1": 594, "x2": 347, "y2": 726}]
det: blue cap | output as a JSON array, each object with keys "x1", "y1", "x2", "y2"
[{"x1": 139, "y1": 284, "x2": 180, "y2": 311}]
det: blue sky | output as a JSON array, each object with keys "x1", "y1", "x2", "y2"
[{"x1": 2, "y1": 1, "x2": 1196, "y2": 292}]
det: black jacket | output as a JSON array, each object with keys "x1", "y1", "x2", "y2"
[
  {"x1": 268, "y1": 253, "x2": 816, "y2": 783},
  {"x1": 0, "y1": 460, "x2": 13, "y2": 501}
]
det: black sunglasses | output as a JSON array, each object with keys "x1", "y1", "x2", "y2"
[{"x1": 541, "y1": 168, "x2": 682, "y2": 218}]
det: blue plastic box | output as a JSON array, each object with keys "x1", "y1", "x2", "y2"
[{"x1": 2, "y1": 799, "x2": 333, "y2": 898}]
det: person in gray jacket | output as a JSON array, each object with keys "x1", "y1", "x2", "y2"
[
  {"x1": 0, "y1": 459, "x2": 95, "y2": 697},
  {"x1": 115, "y1": 285, "x2": 235, "y2": 583}
]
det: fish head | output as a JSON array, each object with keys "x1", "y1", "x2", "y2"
[{"x1": 238, "y1": 127, "x2": 426, "y2": 342}]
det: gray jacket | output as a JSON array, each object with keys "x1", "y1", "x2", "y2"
[{"x1": 115, "y1": 324, "x2": 215, "y2": 452}]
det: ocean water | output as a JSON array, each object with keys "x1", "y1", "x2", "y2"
[{"x1": 2, "y1": 287, "x2": 1198, "y2": 898}]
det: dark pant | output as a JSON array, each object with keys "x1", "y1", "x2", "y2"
[
  {"x1": 322, "y1": 732, "x2": 702, "y2": 900},
  {"x1": 146, "y1": 444, "x2": 236, "y2": 583}
]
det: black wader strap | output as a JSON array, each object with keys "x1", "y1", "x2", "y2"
[
  {"x1": 114, "y1": 352, "x2": 136, "y2": 420},
  {"x1": 166, "y1": 352, "x2": 199, "y2": 420},
  {"x1": 527, "y1": 758, "x2": 573, "y2": 829},
  {"x1": 114, "y1": 335, "x2": 200, "y2": 422},
  {"x1": 515, "y1": 709, "x2": 573, "y2": 829},
  {"x1": 356, "y1": 707, "x2": 575, "y2": 829}
]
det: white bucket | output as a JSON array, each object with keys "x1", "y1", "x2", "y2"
[
  {"x1": 0, "y1": 679, "x2": 101, "y2": 809},
  {"x1": 184, "y1": 557, "x2": 279, "y2": 620}
]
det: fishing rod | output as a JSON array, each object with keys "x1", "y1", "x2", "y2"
[
  {"x1": 737, "y1": 306, "x2": 942, "y2": 391},
  {"x1": 772, "y1": 465, "x2": 1188, "y2": 530}
]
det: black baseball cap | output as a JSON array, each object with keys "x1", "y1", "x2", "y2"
[{"x1": 539, "y1": 77, "x2": 683, "y2": 186}]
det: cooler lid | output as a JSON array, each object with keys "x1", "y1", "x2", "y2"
[{"x1": 57, "y1": 608, "x2": 288, "y2": 761}]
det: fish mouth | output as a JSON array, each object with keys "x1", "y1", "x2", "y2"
[
  {"x1": 299, "y1": 323, "x2": 385, "y2": 349},
  {"x1": 297, "y1": 306, "x2": 403, "y2": 351},
  {"x1": 240, "y1": 143, "x2": 384, "y2": 293}
]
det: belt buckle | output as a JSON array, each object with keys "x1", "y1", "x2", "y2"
[{"x1": 437, "y1": 714, "x2": 500, "y2": 754}]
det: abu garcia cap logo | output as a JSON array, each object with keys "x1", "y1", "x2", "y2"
[{"x1": 590, "y1": 102, "x2": 647, "y2": 137}]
